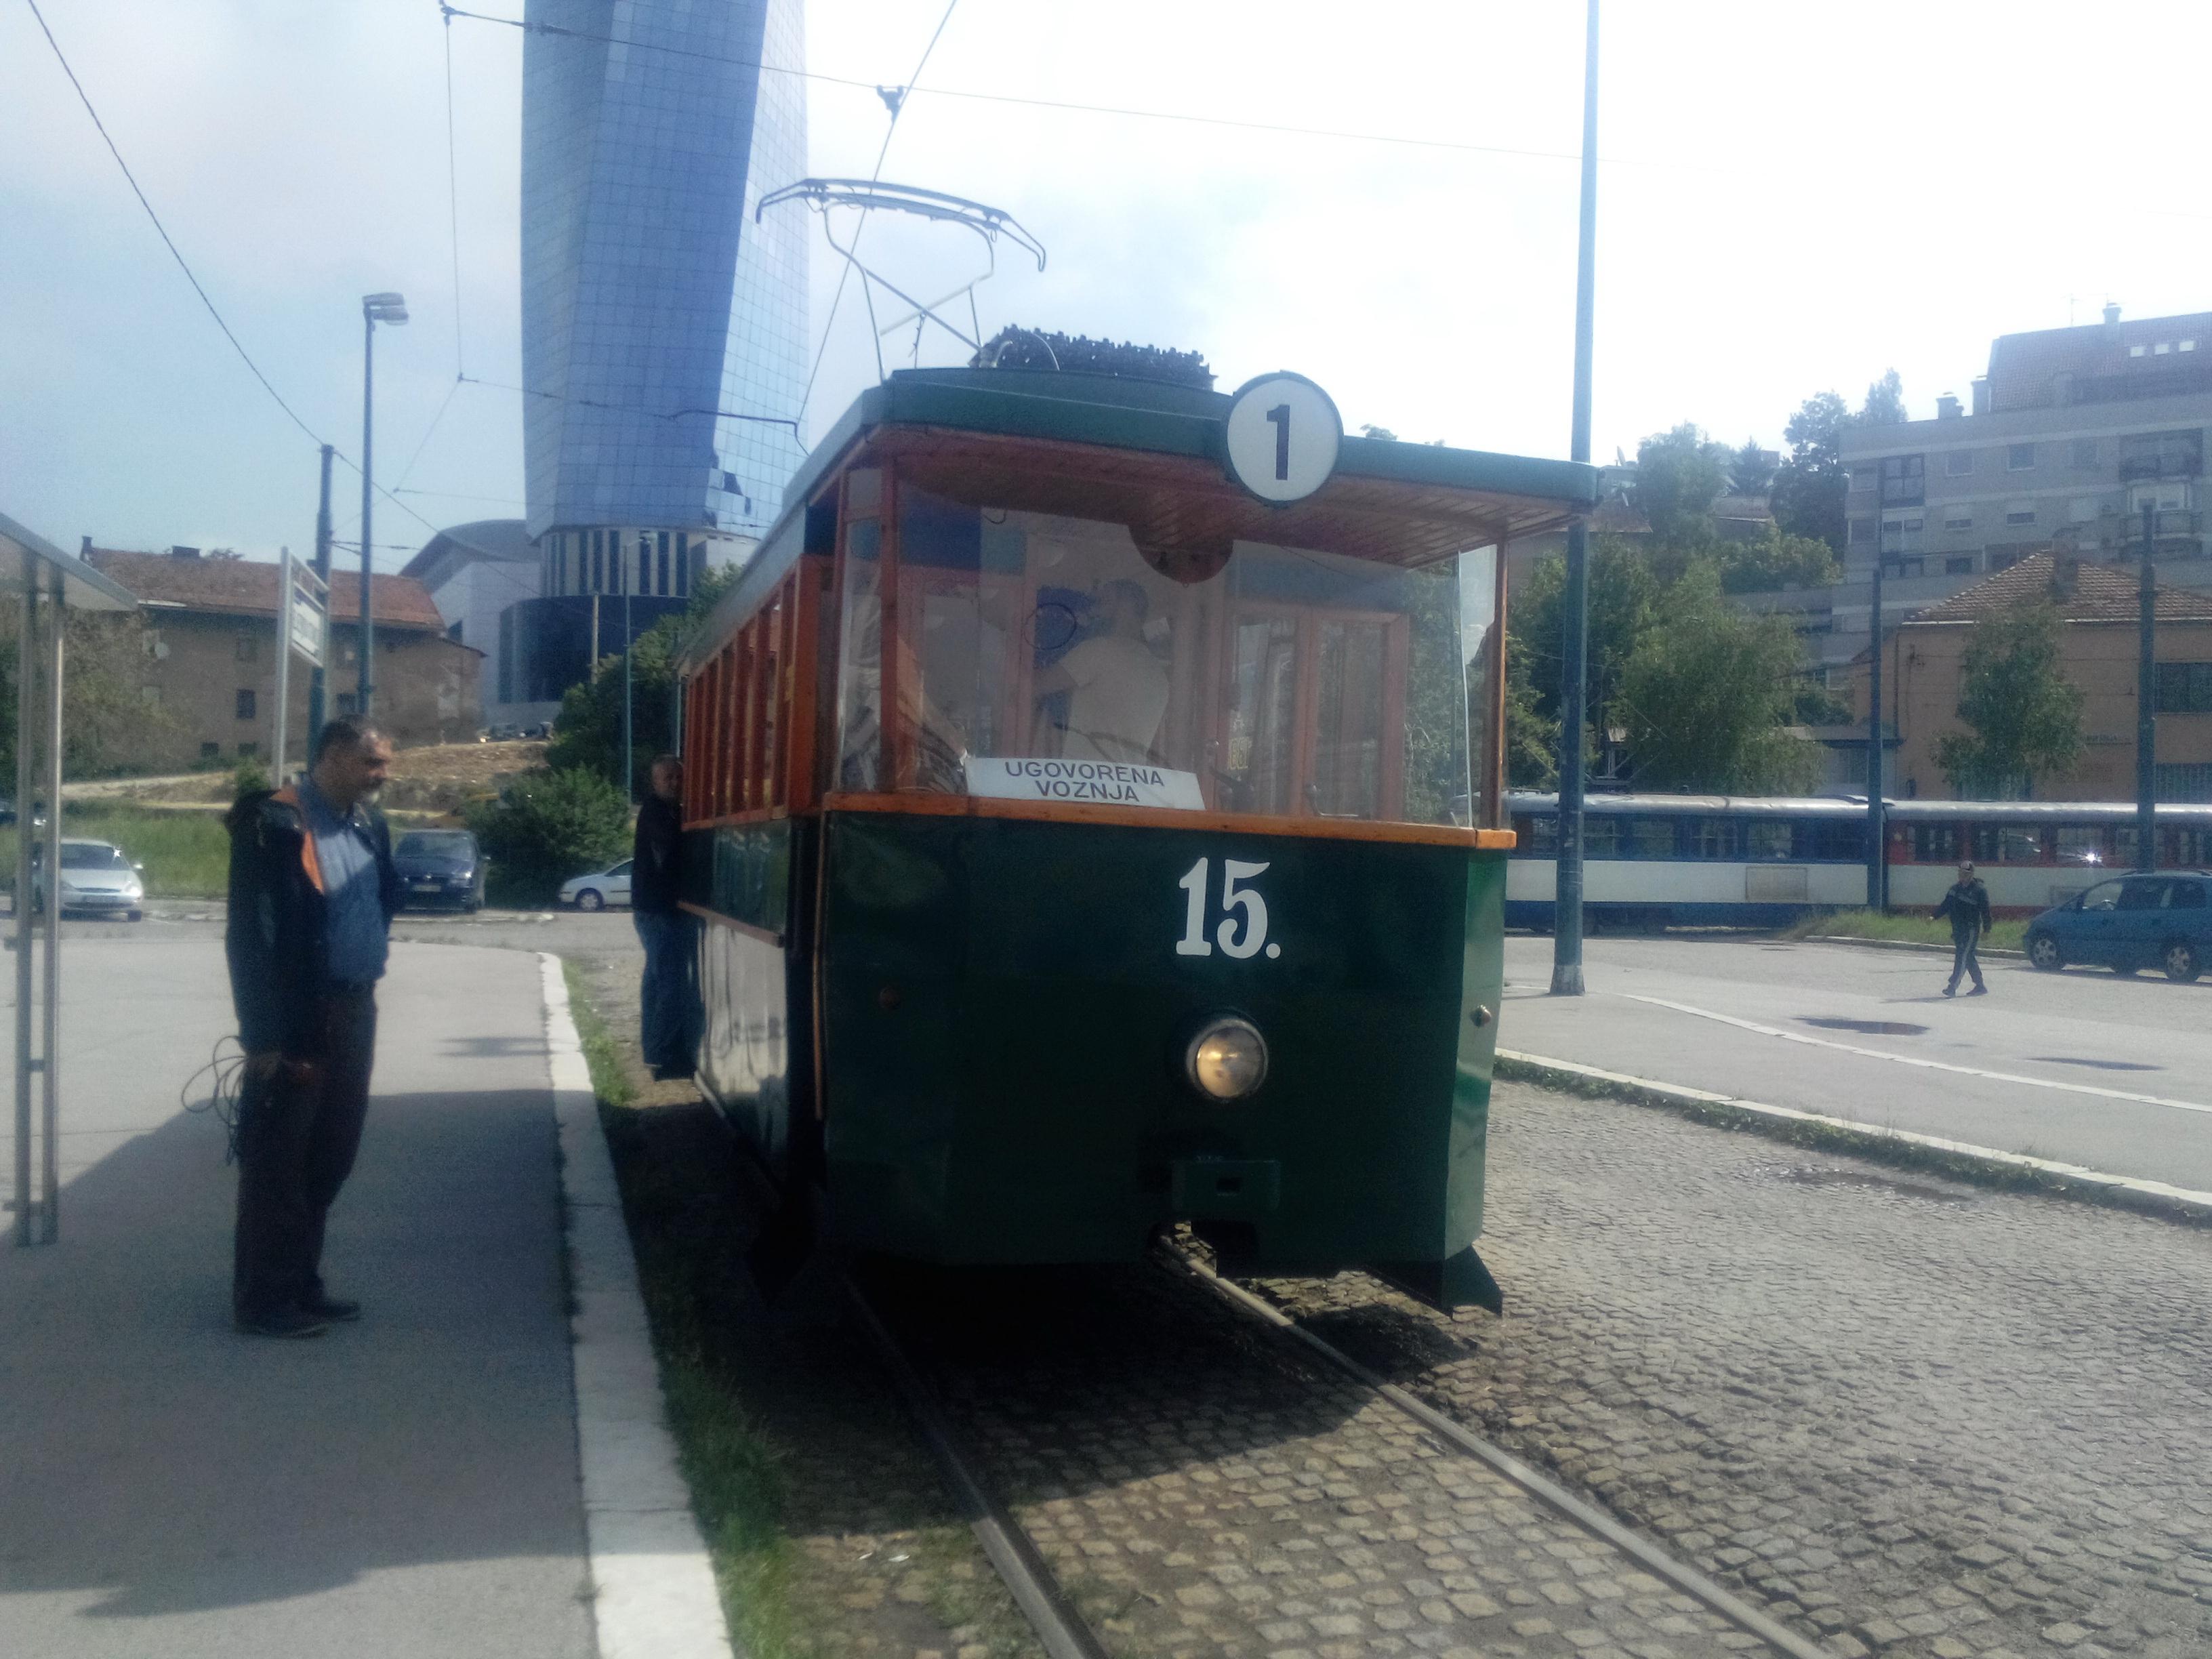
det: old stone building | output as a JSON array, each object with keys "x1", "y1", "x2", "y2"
[
  {"x1": 1849, "y1": 550, "x2": 2212, "y2": 801},
  {"x1": 83, "y1": 546, "x2": 481, "y2": 772}
]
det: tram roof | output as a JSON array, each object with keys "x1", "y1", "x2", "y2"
[
  {"x1": 782, "y1": 367, "x2": 1600, "y2": 546},
  {"x1": 1507, "y1": 792, "x2": 2212, "y2": 821}
]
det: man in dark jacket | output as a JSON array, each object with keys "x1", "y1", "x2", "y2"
[
  {"x1": 1934, "y1": 859, "x2": 1993, "y2": 998},
  {"x1": 224, "y1": 718, "x2": 400, "y2": 1337},
  {"x1": 633, "y1": 754, "x2": 699, "y2": 1079}
]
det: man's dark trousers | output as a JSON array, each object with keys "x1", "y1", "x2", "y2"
[
  {"x1": 635, "y1": 910, "x2": 701, "y2": 1073},
  {"x1": 233, "y1": 987, "x2": 376, "y2": 1319},
  {"x1": 1947, "y1": 933, "x2": 1987, "y2": 994}
]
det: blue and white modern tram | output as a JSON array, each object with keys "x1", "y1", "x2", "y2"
[{"x1": 1506, "y1": 792, "x2": 2212, "y2": 928}]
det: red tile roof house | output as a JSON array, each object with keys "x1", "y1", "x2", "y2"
[{"x1": 83, "y1": 546, "x2": 483, "y2": 773}]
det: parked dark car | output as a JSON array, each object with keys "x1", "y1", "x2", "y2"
[
  {"x1": 392, "y1": 829, "x2": 486, "y2": 913},
  {"x1": 2025, "y1": 871, "x2": 2212, "y2": 982}
]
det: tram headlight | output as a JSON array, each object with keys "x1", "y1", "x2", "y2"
[{"x1": 1185, "y1": 1017, "x2": 1268, "y2": 1103}]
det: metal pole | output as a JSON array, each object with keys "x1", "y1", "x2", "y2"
[
  {"x1": 1550, "y1": 0, "x2": 1599, "y2": 998},
  {"x1": 273, "y1": 548, "x2": 293, "y2": 782},
  {"x1": 309, "y1": 444, "x2": 333, "y2": 753},
  {"x1": 1866, "y1": 485, "x2": 1886, "y2": 907},
  {"x1": 623, "y1": 535, "x2": 634, "y2": 802},
  {"x1": 360, "y1": 308, "x2": 376, "y2": 716},
  {"x1": 2137, "y1": 500, "x2": 2158, "y2": 871},
  {"x1": 13, "y1": 571, "x2": 35, "y2": 1246},
  {"x1": 39, "y1": 571, "x2": 62, "y2": 1244}
]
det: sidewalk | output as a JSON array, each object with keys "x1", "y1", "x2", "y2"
[{"x1": 0, "y1": 939, "x2": 693, "y2": 1658}]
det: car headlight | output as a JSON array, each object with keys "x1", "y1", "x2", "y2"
[{"x1": 1185, "y1": 1017, "x2": 1268, "y2": 1102}]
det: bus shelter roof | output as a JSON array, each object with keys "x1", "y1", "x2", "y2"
[{"x1": 0, "y1": 512, "x2": 140, "y2": 611}]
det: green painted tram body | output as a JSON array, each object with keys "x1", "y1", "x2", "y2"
[{"x1": 676, "y1": 364, "x2": 1594, "y2": 1311}]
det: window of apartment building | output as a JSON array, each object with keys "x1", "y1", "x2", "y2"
[
  {"x1": 1944, "y1": 450, "x2": 1973, "y2": 476},
  {"x1": 2005, "y1": 501, "x2": 2036, "y2": 525},
  {"x1": 1884, "y1": 556, "x2": 1925, "y2": 578},
  {"x1": 236, "y1": 689, "x2": 257, "y2": 721},
  {"x1": 676, "y1": 533, "x2": 691, "y2": 597},
  {"x1": 657, "y1": 531, "x2": 672, "y2": 596},
  {"x1": 2120, "y1": 430, "x2": 2203, "y2": 478},
  {"x1": 237, "y1": 742, "x2": 259, "y2": 760},
  {"x1": 2155, "y1": 342, "x2": 2174, "y2": 356},
  {"x1": 2155, "y1": 662, "x2": 2212, "y2": 714},
  {"x1": 2184, "y1": 340, "x2": 2200, "y2": 352},
  {"x1": 1879, "y1": 453, "x2": 1925, "y2": 506},
  {"x1": 236, "y1": 635, "x2": 258, "y2": 662},
  {"x1": 2072, "y1": 438, "x2": 2098, "y2": 468},
  {"x1": 2155, "y1": 763, "x2": 2212, "y2": 804},
  {"x1": 1988, "y1": 550, "x2": 2022, "y2": 572},
  {"x1": 2131, "y1": 480, "x2": 2194, "y2": 515},
  {"x1": 2130, "y1": 344, "x2": 2148, "y2": 359},
  {"x1": 2007, "y1": 443, "x2": 2036, "y2": 471},
  {"x1": 200, "y1": 741, "x2": 220, "y2": 760},
  {"x1": 1880, "y1": 511, "x2": 1924, "y2": 553},
  {"x1": 2069, "y1": 497, "x2": 2100, "y2": 523},
  {"x1": 1946, "y1": 556, "x2": 1975, "y2": 574},
  {"x1": 1944, "y1": 506, "x2": 1973, "y2": 530}
]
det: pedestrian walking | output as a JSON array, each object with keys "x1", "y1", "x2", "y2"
[
  {"x1": 1935, "y1": 859, "x2": 1993, "y2": 998},
  {"x1": 634, "y1": 754, "x2": 701, "y2": 1080},
  {"x1": 223, "y1": 718, "x2": 400, "y2": 1338}
]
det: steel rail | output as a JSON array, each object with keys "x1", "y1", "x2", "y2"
[
  {"x1": 1162, "y1": 1244, "x2": 1830, "y2": 1659},
  {"x1": 842, "y1": 1274, "x2": 1113, "y2": 1659}
]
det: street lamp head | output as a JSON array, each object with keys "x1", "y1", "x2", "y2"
[{"x1": 363, "y1": 291, "x2": 409, "y2": 325}]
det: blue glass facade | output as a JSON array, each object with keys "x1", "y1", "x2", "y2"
[{"x1": 520, "y1": 0, "x2": 808, "y2": 546}]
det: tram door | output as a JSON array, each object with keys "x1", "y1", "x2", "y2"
[{"x1": 1221, "y1": 605, "x2": 1408, "y2": 821}]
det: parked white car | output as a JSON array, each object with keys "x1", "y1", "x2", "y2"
[
  {"x1": 32, "y1": 839, "x2": 146, "y2": 921},
  {"x1": 559, "y1": 859, "x2": 632, "y2": 912}
]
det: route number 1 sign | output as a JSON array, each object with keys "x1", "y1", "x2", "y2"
[{"x1": 1224, "y1": 372, "x2": 1342, "y2": 505}]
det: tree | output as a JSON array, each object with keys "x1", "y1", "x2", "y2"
[
  {"x1": 1633, "y1": 424, "x2": 1732, "y2": 548},
  {"x1": 0, "y1": 606, "x2": 176, "y2": 779},
  {"x1": 1729, "y1": 439, "x2": 1776, "y2": 498},
  {"x1": 1713, "y1": 528, "x2": 1840, "y2": 595},
  {"x1": 1502, "y1": 631, "x2": 1559, "y2": 788},
  {"x1": 1770, "y1": 390, "x2": 1852, "y2": 552},
  {"x1": 1511, "y1": 536, "x2": 1663, "y2": 758},
  {"x1": 468, "y1": 766, "x2": 632, "y2": 901},
  {"x1": 1616, "y1": 562, "x2": 1822, "y2": 793},
  {"x1": 547, "y1": 563, "x2": 739, "y2": 795},
  {"x1": 1933, "y1": 602, "x2": 2085, "y2": 798},
  {"x1": 1859, "y1": 369, "x2": 1907, "y2": 426}
]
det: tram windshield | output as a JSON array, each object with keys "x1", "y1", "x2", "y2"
[{"x1": 833, "y1": 474, "x2": 1500, "y2": 826}]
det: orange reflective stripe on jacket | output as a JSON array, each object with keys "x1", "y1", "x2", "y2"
[{"x1": 270, "y1": 787, "x2": 325, "y2": 895}]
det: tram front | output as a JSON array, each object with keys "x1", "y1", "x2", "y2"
[{"x1": 699, "y1": 363, "x2": 1594, "y2": 1311}]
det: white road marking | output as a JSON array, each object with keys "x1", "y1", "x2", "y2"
[{"x1": 1615, "y1": 991, "x2": 2212, "y2": 1118}]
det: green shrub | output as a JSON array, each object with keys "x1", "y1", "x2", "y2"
[
  {"x1": 232, "y1": 757, "x2": 272, "y2": 800},
  {"x1": 468, "y1": 767, "x2": 630, "y2": 905}
]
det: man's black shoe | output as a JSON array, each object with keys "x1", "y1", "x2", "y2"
[
  {"x1": 650, "y1": 1063, "x2": 695, "y2": 1082},
  {"x1": 301, "y1": 1293, "x2": 361, "y2": 1322},
  {"x1": 1967, "y1": 985, "x2": 1988, "y2": 996},
  {"x1": 236, "y1": 1307, "x2": 329, "y2": 1339}
]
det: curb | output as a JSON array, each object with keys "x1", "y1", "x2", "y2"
[
  {"x1": 541, "y1": 954, "x2": 737, "y2": 1659},
  {"x1": 1802, "y1": 933, "x2": 2026, "y2": 960},
  {"x1": 1494, "y1": 1046, "x2": 2212, "y2": 1227}
]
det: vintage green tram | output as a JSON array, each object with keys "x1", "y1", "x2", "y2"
[{"x1": 674, "y1": 364, "x2": 1594, "y2": 1310}]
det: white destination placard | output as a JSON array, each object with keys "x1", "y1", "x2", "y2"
[
  {"x1": 1224, "y1": 371, "x2": 1343, "y2": 504},
  {"x1": 966, "y1": 757, "x2": 1206, "y2": 811}
]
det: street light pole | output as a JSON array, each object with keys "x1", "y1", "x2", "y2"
[
  {"x1": 308, "y1": 443, "x2": 333, "y2": 756},
  {"x1": 1551, "y1": 0, "x2": 1601, "y2": 997},
  {"x1": 1866, "y1": 473, "x2": 1887, "y2": 908},
  {"x1": 2137, "y1": 499, "x2": 2158, "y2": 871},
  {"x1": 359, "y1": 292, "x2": 408, "y2": 718}
]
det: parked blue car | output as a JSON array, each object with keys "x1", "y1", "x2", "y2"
[{"x1": 2024, "y1": 871, "x2": 2211, "y2": 982}]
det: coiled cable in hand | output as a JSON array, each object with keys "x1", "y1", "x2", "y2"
[{"x1": 182, "y1": 1036, "x2": 248, "y2": 1164}]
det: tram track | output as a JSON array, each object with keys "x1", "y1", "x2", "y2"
[{"x1": 851, "y1": 1237, "x2": 1828, "y2": 1659}]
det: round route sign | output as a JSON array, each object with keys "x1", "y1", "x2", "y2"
[{"x1": 1223, "y1": 372, "x2": 1342, "y2": 505}]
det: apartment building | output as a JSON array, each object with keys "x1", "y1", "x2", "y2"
[{"x1": 1816, "y1": 306, "x2": 2212, "y2": 676}]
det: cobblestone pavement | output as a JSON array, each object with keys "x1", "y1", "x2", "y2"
[
  {"x1": 876, "y1": 1257, "x2": 1774, "y2": 1659},
  {"x1": 1253, "y1": 1083, "x2": 2212, "y2": 1659}
]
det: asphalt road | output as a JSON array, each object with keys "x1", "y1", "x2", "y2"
[{"x1": 1500, "y1": 932, "x2": 2212, "y2": 1193}]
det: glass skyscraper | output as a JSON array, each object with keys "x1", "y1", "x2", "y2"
[{"x1": 512, "y1": 0, "x2": 808, "y2": 703}]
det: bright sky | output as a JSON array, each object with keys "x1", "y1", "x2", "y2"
[{"x1": 6, "y1": 0, "x2": 2211, "y2": 572}]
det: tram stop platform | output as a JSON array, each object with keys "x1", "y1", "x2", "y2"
[{"x1": 0, "y1": 937, "x2": 724, "y2": 1659}]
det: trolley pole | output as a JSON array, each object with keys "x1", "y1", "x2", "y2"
[
  {"x1": 1866, "y1": 486, "x2": 1886, "y2": 909},
  {"x1": 1550, "y1": 0, "x2": 1600, "y2": 998},
  {"x1": 308, "y1": 444, "x2": 333, "y2": 758},
  {"x1": 2137, "y1": 500, "x2": 2157, "y2": 870}
]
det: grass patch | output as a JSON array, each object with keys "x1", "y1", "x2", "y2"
[
  {"x1": 0, "y1": 800, "x2": 231, "y2": 899},
  {"x1": 1496, "y1": 1052, "x2": 2211, "y2": 1228},
  {"x1": 1782, "y1": 906, "x2": 2026, "y2": 954}
]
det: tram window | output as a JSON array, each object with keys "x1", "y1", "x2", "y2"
[
  {"x1": 1745, "y1": 821, "x2": 1793, "y2": 861},
  {"x1": 859, "y1": 488, "x2": 1477, "y2": 824},
  {"x1": 1803, "y1": 821, "x2": 1863, "y2": 860},
  {"x1": 1623, "y1": 817, "x2": 1675, "y2": 859},
  {"x1": 1513, "y1": 814, "x2": 1557, "y2": 856},
  {"x1": 1686, "y1": 818, "x2": 1740, "y2": 861},
  {"x1": 1583, "y1": 816, "x2": 1619, "y2": 859},
  {"x1": 1972, "y1": 825, "x2": 2042, "y2": 863},
  {"x1": 2054, "y1": 825, "x2": 2107, "y2": 865},
  {"x1": 1914, "y1": 824, "x2": 1962, "y2": 863},
  {"x1": 2160, "y1": 826, "x2": 2205, "y2": 867}
]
